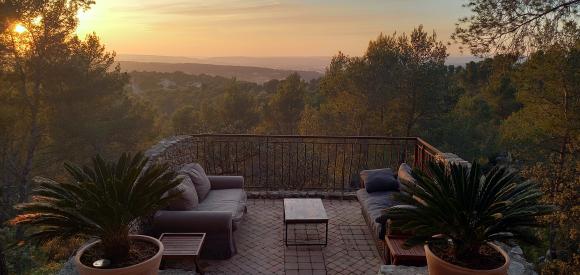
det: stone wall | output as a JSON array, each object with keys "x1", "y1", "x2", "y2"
[
  {"x1": 145, "y1": 135, "x2": 198, "y2": 170},
  {"x1": 434, "y1": 152, "x2": 471, "y2": 169}
]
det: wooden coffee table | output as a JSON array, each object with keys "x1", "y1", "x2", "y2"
[
  {"x1": 159, "y1": 233, "x2": 207, "y2": 274},
  {"x1": 283, "y1": 198, "x2": 329, "y2": 246},
  {"x1": 384, "y1": 235, "x2": 426, "y2": 266}
]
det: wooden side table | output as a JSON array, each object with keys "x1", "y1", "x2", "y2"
[
  {"x1": 159, "y1": 233, "x2": 207, "y2": 274},
  {"x1": 384, "y1": 235, "x2": 426, "y2": 266}
]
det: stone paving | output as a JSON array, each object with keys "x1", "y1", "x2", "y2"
[{"x1": 162, "y1": 199, "x2": 382, "y2": 274}]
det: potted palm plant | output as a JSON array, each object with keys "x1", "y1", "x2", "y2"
[
  {"x1": 388, "y1": 161, "x2": 552, "y2": 275},
  {"x1": 12, "y1": 152, "x2": 180, "y2": 275}
]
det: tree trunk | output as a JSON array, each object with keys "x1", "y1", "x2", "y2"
[
  {"x1": 548, "y1": 83, "x2": 571, "y2": 259},
  {"x1": 405, "y1": 82, "x2": 417, "y2": 137},
  {"x1": 0, "y1": 248, "x2": 7, "y2": 275}
]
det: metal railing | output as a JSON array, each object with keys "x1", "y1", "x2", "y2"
[{"x1": 152, "y1": 134, "x2": 443, "y2": 192}]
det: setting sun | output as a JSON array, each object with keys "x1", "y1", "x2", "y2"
[{"x1": 13, "y1": 23, "x2": 27, "y2": 34}]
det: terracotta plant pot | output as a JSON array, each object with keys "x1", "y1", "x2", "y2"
[
  {"x1": 424, "y1": 243, "x2": 510, "y2": 275},
  {"x1": 74, "y1": 235, "x2": 164, "y2": 275}
]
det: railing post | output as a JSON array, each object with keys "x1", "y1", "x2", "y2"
[{"x1": 413, "y1": 138, "x2": 420, "y2": 169}]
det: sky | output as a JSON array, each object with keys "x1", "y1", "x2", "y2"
[{"x1": 76, "y1": 0, "x2": 470, "y2": 57}]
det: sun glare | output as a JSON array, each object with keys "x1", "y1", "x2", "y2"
[{"x1": 14, "y1": 24, "x2": 27, "y2": 34}]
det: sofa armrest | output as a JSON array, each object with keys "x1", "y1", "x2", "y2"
[
  {"x1": 209, "y1": 176, "x2": 244, "y2": 190},
  {"x1": 359, "y1": 174, "x2": 366, "y2": 189},
  {"x1": 153, "y1": 210, "x2": 233, "y2": 233}
]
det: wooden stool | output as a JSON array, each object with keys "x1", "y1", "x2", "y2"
[
  {"x1": 384, "y1": 235, "x2": 426, "y2": 266},
  {"x1": 159, "y1": 233, "x2": 207, "y2": 274}
]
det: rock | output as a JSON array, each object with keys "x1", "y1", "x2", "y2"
[
  {"x1": 57, "y1": 258, "x2": 79, "y2": 275},
  {"x1": 511, "y1": 246, "x2": 524, "y2": 255},
  {"x1": 508, "y1": 261, "x2": 526, "y2": 275}
]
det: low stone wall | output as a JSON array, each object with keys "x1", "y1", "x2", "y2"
[
  {"x1": 144, "y1": 135, "x2": 196, "y2": 170},
  {"x1": 435, "y1": 152, "x2": 471, "y2": 168}
]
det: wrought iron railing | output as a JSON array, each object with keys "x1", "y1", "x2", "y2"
[{"x1": 148, "y1": 134, "x2": 443, "y2": 192}]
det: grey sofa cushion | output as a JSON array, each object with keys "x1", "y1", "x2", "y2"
[
  {"x1": 360, "y1": 168, "x2": 399, "y2": 192},
  {"x1": 195, "y1": 189, "x2": 247, "y2": 225},
  {"x1": 357, "y1": 189, "x2": 400, "y2": 240},
  {"x1": 180, "y1": 163, "x2": 211, "y2": 201},
  {"x1": 166, "y1": 175, "x2": 199, "y2": 210},
  {"x1": 398, "y1": 163, "x2": 416, "y2": 193}
]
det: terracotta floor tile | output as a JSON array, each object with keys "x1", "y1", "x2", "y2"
[{"x1": 190, "y1": 199, "x2": 382, "y2": 274}]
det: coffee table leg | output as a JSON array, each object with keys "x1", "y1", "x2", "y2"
[
  {"x1": 285, "y1": 222, "x2": 288, "y2": 246},
  {"x1": 324, "y1": 222, "x2": 328, "y2": 246}
]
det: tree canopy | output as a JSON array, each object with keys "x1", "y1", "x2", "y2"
[{"x1": 453, "y1": 0, "x2": 580, "y2": 56}]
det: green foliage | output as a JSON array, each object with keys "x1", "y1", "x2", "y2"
[
  {"x1": 11, "y1": 153, "x2": 180, "y2": 263},
  {"x1": 259, "y1": 73, "x2": 306, "y2": 134},
  {"x1": 430, "y1": 55, "x2": 521, "y2": 161},
  {"x1": 437, "y1": 95, "x2": 500, "y2": 162},
  {"x1": 388, "y1": 161, "x2": 553, "y2": 261},
  {"x1": 501, "y1": 41, "x2": 580, "y2": 271},
  {"x1": 45, "y1": 34, "x2": 159, "y2": 165},
  {"x1": 501, "y1": 40, "x2": 580, "y2": 161},
  {"x1": 453, "y1": 0, "x2": 580, "y2": 56},
  {"x1": 171, "y1": 105, "x2": 200, "y2": 134},
  {"x1": 214, "y1": 80, "x2": 260, "y2": 133},
  {"x1": 0, "y1": 0, "x2": 161, "y2": 235},
  {"x1": 301, "y1": 25, "x2": 449, "y2": 137},
  {"x1": 523, "y1": 155, "x2": 579, "y2": 273}
]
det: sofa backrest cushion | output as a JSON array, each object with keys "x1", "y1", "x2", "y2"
[
  {"x1": 398, "y1": 163, "x2": 416, "y2": 194},
  {"x1": 165, "y1": 174, "x2": 199, "y2": 210},
  {"x1": 180, "y1": 163, "x2": 211, "y2": 201},
  {"x1": 360, "y1": 168, "x2": 399, "y2": 193}
]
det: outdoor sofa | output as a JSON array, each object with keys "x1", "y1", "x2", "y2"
[
  {"x1": 356, "y1": 163, "x2": 416, "y2": 263},
  {"x1": 152, "y1": 163, "x2": 247, "y2": 259}
]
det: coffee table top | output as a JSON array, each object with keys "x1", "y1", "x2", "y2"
[{"x1": 284, "y1": 198, "x2": 328, "y2": 223}]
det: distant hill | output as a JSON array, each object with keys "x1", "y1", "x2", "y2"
[
  {"x1": 118, "y1": 61, "x2": 323, "y2": 84},
  {"x1": 118, "y1": 54, "x2": 330, "y2": 73},
  {"x1": 446, "y1": 56, "x2": 482, "y2": 66}
]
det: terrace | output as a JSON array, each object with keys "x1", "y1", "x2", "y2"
[
  {"x1": 139, "y1": 135, "x2": 452, "y2": 274},
  {"x1": 55, "y1": 134, "x2": 537, "y2": 275}
]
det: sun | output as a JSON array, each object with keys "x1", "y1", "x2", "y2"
[{"x1": 14, "y1": 23, "x2": 27, "y2": 34}]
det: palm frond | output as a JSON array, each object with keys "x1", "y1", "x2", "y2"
[
  {"x1": 387, "y1": 160, "x2": 553, "y2": 256},
  {"x1": 11, "y1": 152, "x2": 179, "y2": 260}
]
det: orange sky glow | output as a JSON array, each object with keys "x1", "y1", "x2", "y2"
[{"x1": 75, "y1": 0, "x2": 470, "y2": 57}]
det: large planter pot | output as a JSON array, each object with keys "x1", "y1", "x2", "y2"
[
  {"x1": 425, "y1": 243, "x2": 510, "y2": 275},
  {"x1": 74, "y1": 235, "x2": 164, "y2": 275}
]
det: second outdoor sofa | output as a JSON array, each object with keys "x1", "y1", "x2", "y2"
[{"x1": 357, "y1": 163, "x2": 416, "y2": 262}]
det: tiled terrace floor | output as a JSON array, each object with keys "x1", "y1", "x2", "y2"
[{"x1": 163, "y1": 199, "x2": 382, "y2": 274}]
